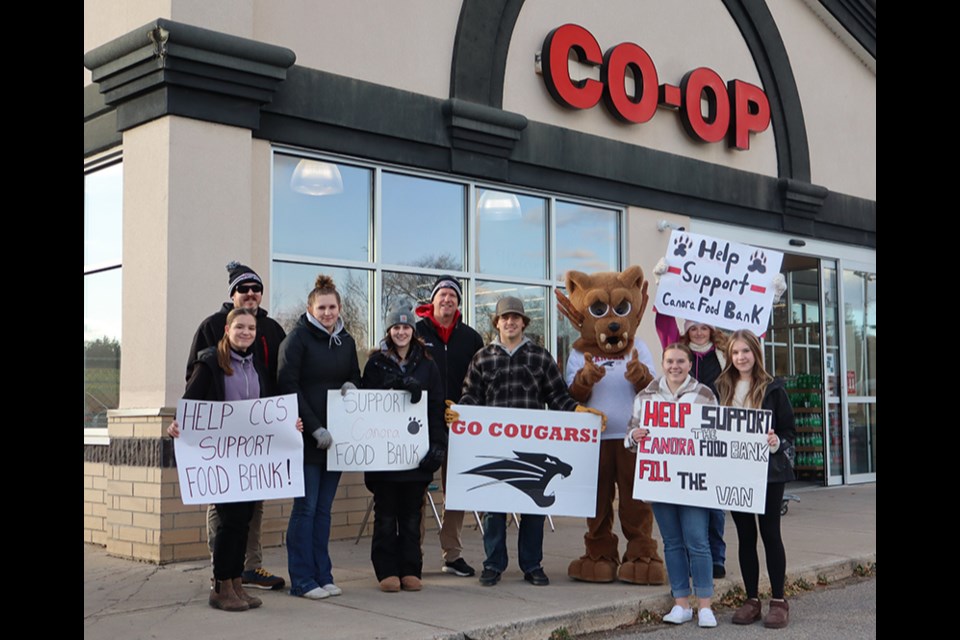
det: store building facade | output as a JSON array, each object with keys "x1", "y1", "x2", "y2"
[{"x1": 84, "y1": 0, "x2": 876, "y2": 562}]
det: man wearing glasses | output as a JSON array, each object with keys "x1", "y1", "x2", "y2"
[{"x1": 185, "y1": 261, "x2": 288, "y2": 591}]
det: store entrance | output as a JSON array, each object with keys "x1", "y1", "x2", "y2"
[
  {"x1": 764, "y1": 255, "x2": 876, "y2": 486},
  {"x1": 765, "y1": 255, "x2": 830, "y2": 485}
]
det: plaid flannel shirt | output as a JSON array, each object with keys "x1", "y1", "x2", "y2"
[{"x1": 459, "y1": 339, "x2": 578, "y2": 412}]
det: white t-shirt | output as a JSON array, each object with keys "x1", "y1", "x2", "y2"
[{"x1": 565, "y1": 336, "x2": 658, "y2": 440}]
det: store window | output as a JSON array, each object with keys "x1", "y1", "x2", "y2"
[
  {"x1": 84, "y1": 159, "x2": 122, "y2": 429},
  {"x1": 271, "y1": 151, "x2": 622, "y2": 365}
]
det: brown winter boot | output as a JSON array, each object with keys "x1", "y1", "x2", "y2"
[
  {"x1": 209, "y1": 579, "x2": 249, "y2": 611},
  {"x1": 233, "y1": 577, "x2": 262, "y2": 608},
  {"x1": 764, "y1": 599, "x2": 790, "y2": 628}
]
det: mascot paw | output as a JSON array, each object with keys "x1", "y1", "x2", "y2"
[
  {"x1": 567, "y1": 557, "x2": 618, "y2": 583},
  {"x1": 618, "y1": 558, "x2": 667, "y2": 585}
]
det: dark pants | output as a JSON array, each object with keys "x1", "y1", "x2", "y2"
[
  {"x1": 731, "y1": 482, "x2": 787, "y2": 599},
  {"x1": 212, "y1": 501, "x2": 255, "y2": 580},
  {"x1": 371, "y1": 480, "x2": 430, "y2": 580}
]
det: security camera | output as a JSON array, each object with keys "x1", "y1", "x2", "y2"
[{"x1": 657, "y1": 220, "x2": 686, "y2": 232}]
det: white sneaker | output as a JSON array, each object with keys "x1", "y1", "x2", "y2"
[
  {"x1": 321, "y1": 583, "x2": 342, "y2": 596},
  {"x1": 698, "y1": 607, "x2": 718, "y2": 628},
  {"x1": 663, "y1": 605, "x2": 693, "y2": 624},
  {"x1": 302, "y1": 586, "x2": 330, "y2": 600}
]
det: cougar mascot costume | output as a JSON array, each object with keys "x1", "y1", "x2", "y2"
[{"x1": 559, "y1": 266, "x2": 666, "y2": 585}]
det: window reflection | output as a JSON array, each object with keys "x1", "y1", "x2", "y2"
[
  {"x1": 273, "y1": 154, "x2": 371, "y2": 262},
  {"x1": 84, "y1": 161, "x2": 122, "y2": 428},
  {"x1": 476, "y1": 190, "x2": 546, "y2": 278},
  {"x1": 381, "y1": 172, "x2": 464, "y2": 269},
  {"x1": 556, "y1": 202, "x2": 619, "y2": 276},
  {"x1": 271, "y1": 262, "x2": 371, "y2": 360}
]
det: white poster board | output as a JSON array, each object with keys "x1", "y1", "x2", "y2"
[
  {"x1": 632, "y1": 400, "x2": 770, "y2": 514},
  {"x1": 326, "y1": 390, "x2": 429, "y2": 471},
  {"x1": 655, "y1": 230, "x2": 784, "y2": 333},
  {"x1": 174, "y1": 395, "x2": 304, "y2": 504},
  {"x1": 445, "y1": 404, "x2": 601, "y2": 517}
]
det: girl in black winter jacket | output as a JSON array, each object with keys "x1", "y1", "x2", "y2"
[
  {"x1": 715, "y1": 330, "x2": 796, "y2": 630},
  {"x1": 361, "y1": 307, "x2": 446, "y2": 592},
  {"x1": 278, "y1": 275, "x2": 361, "y2": 600}
]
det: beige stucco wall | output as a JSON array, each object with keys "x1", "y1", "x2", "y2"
[
  {"x1": 504, "y1": 0, "x2": 778, "y2": 177},
  {"x1": 768, "y1": 1, "x2": 876, "y2": 200},
  {"x1": 121, "y1": 116, "x2": 261, "y2": 410},
  {"x1": 85, "y1": 0, "x2": 462, "y2": 100},
  {"x1": 626, "y1": 207, "x2": 692, "y2": 355}
]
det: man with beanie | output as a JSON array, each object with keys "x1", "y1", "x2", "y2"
[
  {"x1": 185, "y1": 261, "x2": 288, "y2": 591},
  {"x1": 458, "y1": 297, "x2": 605, "y2": 587},
  {"x1": 415, "y1": 275, "x2": 484, "y2": 577}
]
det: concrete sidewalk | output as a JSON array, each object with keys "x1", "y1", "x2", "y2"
[{"x1": 84, "y1": 483, "x2": 875, "y2": 640}]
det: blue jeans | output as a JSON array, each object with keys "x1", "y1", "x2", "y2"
[
  {"x1": 652, "y1": 502, "x2": 713, "y2": 599},
  {"x1": 287, "y1": 463, "x2": 341, "y2": 595},
  {"x1": 482, "y1": 513, "x2": 544, "y2": 574},
  {"x1": 709, "y1": 508, "x2": 726, "y2": 567}
]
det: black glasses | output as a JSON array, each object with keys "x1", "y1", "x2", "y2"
[{"x1": 236, "y1": 284, "x2": 263, "y2": 294}]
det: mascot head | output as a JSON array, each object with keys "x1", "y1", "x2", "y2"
[{"x1": 557, "y1": 266, "x2": 649, "y2": 357}]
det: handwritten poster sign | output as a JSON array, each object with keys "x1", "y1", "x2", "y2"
[
  {"x1": 656, "y1": 230, "x2": 783, "y2": 333},
  {"x1": 632, "y1": 400, "x2": 770, "y2": 514},
  {"x1": 326, "y1": 390, "x2": 429, "y2": 471},
  {"x1": 174, "y1": 395, "x2": 304, "y2": 505},
  {"x1": 445, "y1": 404, "x2": 601, "y2": 517}
]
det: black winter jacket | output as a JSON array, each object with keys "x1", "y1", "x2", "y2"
[
  {"x1": 183, "y1": 346, "x2": 268, "y2": 403},
  {"x1": 762, "y1": 378, "x2": 796, "y2": 484},
  {"x1": 361, "y1": 342, "x2": 447, "y2": 486},
  {"x1": 415, "y1": 315, "x2": 484, "y2": 403},
  {"x1": 277, "y1": 315, "x2": 361, "y2": 466},
  {"x1": 186, "y1": 303, "x2": 286, "y2": 391}
]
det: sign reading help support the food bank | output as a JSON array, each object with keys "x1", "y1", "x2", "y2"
[
  {"x1": 326, "y1": 390, "x2": 429, "y2": 471},
  {"x1": 444, "y1": 404, "x2": 601, "y2": 517},
  {"x1": 655, "y1": 230, "x2": 783, "y2": 333},
  {"x1": 175, "y1": 395, "x2": 304, "y2": 504},
  {"x1": 632, "y1": 400, "x2": 770, "y2": 514}
]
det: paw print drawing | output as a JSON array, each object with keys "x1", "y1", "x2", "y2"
[
  {"x1": 747, "y1": 251, "x2": 767, "y2": 274},
  {"x1": 407, "y1": 417, "x2": 422, "y2": 435},
  {"x1": 673, "y1": 235, "x2": 693, "y2": 257}
]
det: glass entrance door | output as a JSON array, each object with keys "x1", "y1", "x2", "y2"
[{"x1": 841, "y1": 266, "x2": 877, "y2": 483}]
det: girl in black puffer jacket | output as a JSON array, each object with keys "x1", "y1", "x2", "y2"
[{"x1": 361, "y1": 306, "x2": 445, "y2": 593}]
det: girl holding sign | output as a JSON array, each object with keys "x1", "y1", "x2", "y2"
[
  {"x1": 168, "y1": 308, "x2": 303, "y2": 612},
  {"x1": 655, "y1": 314, "x2": 730, "y2": 579},
  {"x1": 361, "y1": 306, "x2": 445, "y2": 592},
  {"x1": 715, "y1": 330, "x2": 795, "y2": 629},
  {"x1": 626, "y1": 343, "x2": 720, "y2": 628},
  {"x1": 279, "y1": 275, "x2": 362, "y2": 600}
]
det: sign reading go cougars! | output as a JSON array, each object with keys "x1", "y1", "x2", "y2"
[
  {"x1": 326, "y1": 390, "x2": 429, "y2": 471},
  {"x1": 656, "y1": 230, "x2": 783, "y2": 334},
  {"x1": 175, "y1": 395, "x2": 304, "y2": 504},
  {"x1": 632, "y1": 400, "x2": 770, "y2": 514},
  {"x1": 445, "y1": 404, "x2": 601, "y2": 517}
]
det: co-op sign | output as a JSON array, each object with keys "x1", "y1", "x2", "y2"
[{"x1": 541, "y1": 24, "x2": 770, "y2": 150}]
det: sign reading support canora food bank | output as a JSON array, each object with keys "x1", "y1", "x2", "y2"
[
  {"x1": 444, "y1": 404, "x2": 602, "y2": 517},
  {"x1": 632, "y1": 400, "x2": 770, "y2": 514},
  {"x1": 656, "y1": 230, "x2": 783, "y2": 334},
  {"x1": 175, "y1": 395, "x2": 304, "y2": 504},
  {"x1": 326, "y1": 389, "x2": 429, "y2": 471}
]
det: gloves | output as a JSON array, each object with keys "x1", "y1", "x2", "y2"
[
  {"x1": 418, "y1": 445, "x2": 446, "y2": 474},
  {"x1": 400, "y1": 376, "x2": 422, "y2": 404},
  {"x1": 624, "y1": 348, "x2": 653, "y2": 390},
  {"x1": 445, "y1": 400, "x2": 460, "y2": 425},
  {"x1": 576, "y1": 353, "x2": 606, "y2": 387},
  {"x1": 575, "y1": 404, "x2": 608, "y2": 432},
  {"x1": 340, "y1": 381, "x2": 357, "y2": 396},
  {"x1": 311, "y1": 427, "x2": 333, "y2": 450},
  {"x1": 652, "y1": 257, "x2": 669, "y2": 284}
]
